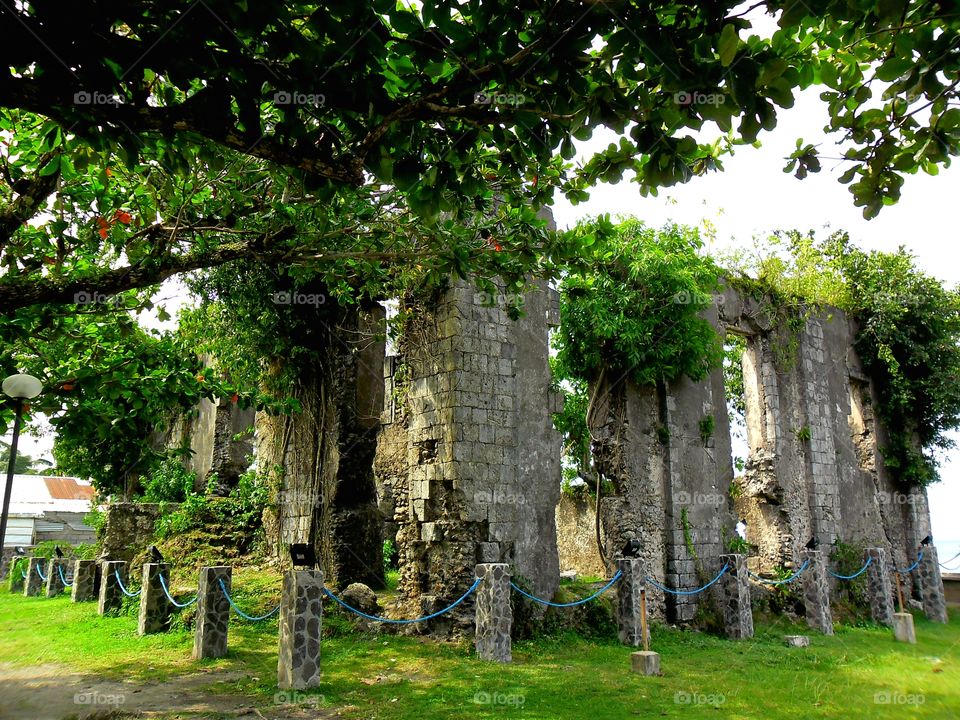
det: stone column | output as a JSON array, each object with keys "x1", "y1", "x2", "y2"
[
  {"x1": 474, "y1": 563, "x2": 511, "y2": 663},
  {"x1": 718, "y1": 554, "x2": 754, "y2": 639},
  {"x1": 99, "y1": 560, "x2": 127, "y2": 615},
  {"x1": 616, "y1": 558, "x2": 649, "y2": 647},
  {"x1": 45, "y1": 558, "x2": 67, "y2": 597},
  {"x1": 137, "y1": 562, "x2": 172, "y2": 635},
  {"x1": 277, "y1": 570, "x2": 323, "y2": 690},
  {"x1": 864, "y1": 548, "x2": 894, "y2": 626},
  {"x1": 193, "y1": 566, "x2": 232, "y2": 660},
  {"x1": 7, "y1": 558, "x2": 26, "y2": 593},
  {"x1": 23, "y1": 557, "x2": 45, "y2": 597},
  {"x1": 801, "y1": 550, "x2": 833, "y2": 635},
  {"x1": 71, "y1": 560, "x2": 98, "y2": 602},
  {"x1": 917, "y1": 545, "x2": 948, "y2": 624}
]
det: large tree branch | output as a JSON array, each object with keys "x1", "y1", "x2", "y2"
[{"x1": 0, "y1": 151, "x2": 60, "y2": 250}]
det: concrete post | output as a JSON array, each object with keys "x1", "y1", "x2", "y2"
[
  {"x1": 474, "y1": 563, "x2": 512, "y2": 663},
  {"x1": 45, "y1": 558, "x2": 67, "y2": 597},
  {"x1": 718, "y1": 554, "x2": 754, "y2": 639},
  {"x1": 616, "y1": 558, "x2": 649, "y2": 647},
  {"x1": 917, "y1": 545, "x2": 948, "y2": 624},
  {"x1": 71, "y1": 559, "x2": 98, "y2": 602},
  {"x1": 23, "y1": 557, "x2": 45, "y2": 597},
  {"x1": 277, "y1": 570, "x2": 323, "y2": 690},
  {"x1": 864, "y1": 548, "x2": 894, "y2": 626},
  {"x1": 7, "y1": 557, "x2": 26, "y2": 593},
  {"x1": 137, "y1": 562, "x2": 172, "y2": 635},
  {"x1": 98, "y1": 560, "x2": 127, "y2": 615},
  {"x1": 800, "y1": 550, "x2": 833, "y2": 635},
  {"x1": 193, "y1": 566, "x2": 232, "y2": 660}
]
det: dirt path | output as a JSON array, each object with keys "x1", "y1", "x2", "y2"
[{"x1": 0, "y1": 664, "x2": 339, "y2": 720}]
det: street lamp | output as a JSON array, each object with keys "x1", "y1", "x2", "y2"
[{"x1": 1, "y1": 374, "x2": 42, "y2": 550}]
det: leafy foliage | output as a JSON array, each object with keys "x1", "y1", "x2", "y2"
[
  {"x1": 155, "y1": 470, "x2": 269, "y2": 541},
  {"x1": 554, "y1": 218, "x2": 723, "y2": 388}
]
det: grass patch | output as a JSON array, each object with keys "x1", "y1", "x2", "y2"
[{"x1": 0, "y1": 582, "x2": 957, "y2": 719}]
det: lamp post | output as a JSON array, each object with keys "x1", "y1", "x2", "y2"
[{"x1": 1, "y1": 374, "x2": 42, "y2": 550}]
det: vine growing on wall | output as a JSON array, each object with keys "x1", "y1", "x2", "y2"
[{"x1": 724, "y1": 231, "x2": 960, "y2": 486}]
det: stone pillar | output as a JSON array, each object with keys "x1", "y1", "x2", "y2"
[
  {"x1": 71, "y1": 560, "x2": 98, "y2": 602},
  {"x1": 800, "y1": 550, "x2": 833, "y2": 635},
  {"x1": 7, "y1": 558, "x2": 26, "y2": 593},
  {"x1": 616, "y1": 558, "x2": 649, "y2": 647},
  {"x1": 917, "y1": 545, "x2": 948, "y2": 624},
  {"x1": 99, "y1": 560, "x2": 127, "y2": 615},
  {"x1": 864, "y1": 548, "x2": 894, "y2": 626},
  {"x1": 137, "y1": 562, "x2": 172, "y2": 635},
  {"x1": 277, "y1": 570, "x2": 323, "y2": 690},
  {"x1": 717, "y1": 554, "x2": 754, "y2": 639},
  {"x1": 45, "y1": 558, "x2": 67, "y2": 597},
  {"x1": 193, "y1": 566, "x2": 232, "y2": 660},
  {"x1": 23, "y1": 557, "x2": 45, "y2": 597},
  {"x1": 474, "y1": 563, "x2": 511, "y2": 662}
]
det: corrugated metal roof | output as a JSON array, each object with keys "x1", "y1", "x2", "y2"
[{"x1": 43, "y1": 476, "x2": 95, "y2": 501}]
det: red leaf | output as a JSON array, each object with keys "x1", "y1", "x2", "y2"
[{"x1": 98, "y1": 227, "x2": 108, "y2": 239}]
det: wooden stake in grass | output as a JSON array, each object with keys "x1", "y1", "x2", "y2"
[
  {"x1": 640, "y1": 586, "x2": 649, "y2": 652},
  {"x1": 895, "y1": 571, "x2": 905, "y2": 614}
]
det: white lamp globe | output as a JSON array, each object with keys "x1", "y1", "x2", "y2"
[{"x1": 2, "y1": 373, "x2": 43, "y2": 399}]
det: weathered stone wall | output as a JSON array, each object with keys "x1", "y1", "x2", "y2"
[
  {"x1": 380, "y1": 275, "x2": 562, "y2": 629},
  {"x1": 555, "y1": 494, "x2": 606, "y2": 578},
  {"x1": 99, "y1": 502, "x2": 166, "y2": 562}
]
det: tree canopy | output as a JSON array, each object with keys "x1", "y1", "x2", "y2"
[{"x1": 1, "y1": 1, "x2": 959, "y2": 312}]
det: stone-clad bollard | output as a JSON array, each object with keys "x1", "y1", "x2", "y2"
[
  {"x1": 718, "y1": 554, "x2": 754, "y2": 639},
  {"x1": 865, "y1": 548, "x2": 894, "y2": 626},
  {"x1": 71, "y1": 559, "x2": 98, "y2": 602},
  {"x1": 801, "y1": 550, "x2": 834, "y2": 635},
  {"x1": 138, "y1": 562, "x2": 172, "y2": 635},
  {"x1": 474, "y1": 563, "x2": 512, "y2": 663},
  {"x1": 8, "y1": 557, "x2": 26, "y2": 593},
  {"x1": 917, "y1": 545, "x2": 948, "y2": 624},
  {"x1": 45, "y1": 558, "x2": 67, "y2": 597},
  {"x1": 99, "y1": 560, "x2": 128, "y2": 615},
  {"x1": 616, "y1": 558, "x2": 649, "y2": 647},
  {"x1": 277, "y1": 570, "x2": 323, "y2": 690},
  {"x1": 193, "y1": 566, "x2": 232, "y2": 660},
  {"x1": 23, "y1": 557, "x2": 46, "y2": 597}
]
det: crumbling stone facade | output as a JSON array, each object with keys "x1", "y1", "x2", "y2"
[{"x1": 378, "y1": 276, "x2": 562, "y2": 629}]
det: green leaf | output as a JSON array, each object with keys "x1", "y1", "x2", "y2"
[{"x1": 718, "y1": 24, "x2": 738, "y2": 67}]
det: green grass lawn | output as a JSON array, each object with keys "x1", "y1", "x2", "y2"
[{"x1": 1, "y1": 575, "x2": 958, "y2": 719}]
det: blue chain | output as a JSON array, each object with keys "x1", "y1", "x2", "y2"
[
  {"x1": 218, "y1": 578, "x2": 280, "y2": 621},
  {"x1": 828, "y1": 555, "x2": 873, "y2": 580},
  {"x1": 35, "y1": 563, "x2": 47, "y2": 581},
  {"x1": 749, "y1": 559, "x2": 810, "y2": 585},
  {"x1": 324, "y1": 576, "x2": 482, "y2": 624},
  {"x1": 511, "y1": 571, "x2": 623, "y2": 607},
  {"x1": 158, "y1": 574, "x2": 198, "y2": 608},
  {"x1": 114, "y1": 568, "x2": 141, "y2": 597},
  {"x1": 645, "y1": 564, "x2": 730, "y2": 596},
  {"x1": 58, "y1": 564, "x2": 73, "y2": 587},
  {"x1": 892, "y1": 550, "x2": 924, "y2": 574}
]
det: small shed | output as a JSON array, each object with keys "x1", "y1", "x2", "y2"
[{"x1": 0, "y1": 474, "x2": 97, "y2": 547}]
